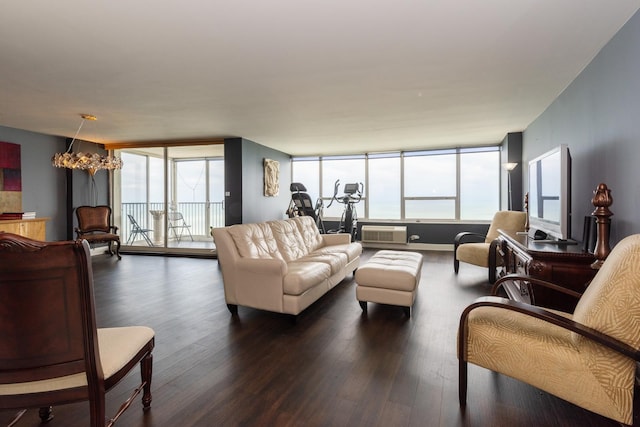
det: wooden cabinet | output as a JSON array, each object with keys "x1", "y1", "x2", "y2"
[
  {"x1": 497, "y1": 229, "x2": 597, "y2": 311},
  {"x1": 0, "y1": 218, "x2": 49, "y2": 240}
]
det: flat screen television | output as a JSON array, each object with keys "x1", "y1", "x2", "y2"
[{"x1": 527, "y1": 144, "x2": 571, "y2": 241}]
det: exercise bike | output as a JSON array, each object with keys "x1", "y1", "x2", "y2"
[
  {"x1": 286, "y1": 182, "x2": 326, "y2": 233},
  {"x1": 326, "y1": 180, "x2": 363, "y2": 241}
]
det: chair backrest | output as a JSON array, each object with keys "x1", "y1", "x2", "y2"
[
  {"x1": 128, "y1": 214, "x2": 142, "y2": 229},
  {"x1": 76, "y1": 205, "x2": 113, "y2": 234},
  {"x1": 290, "y1": 183, "x2": 317, "y2": 219},
  {"x1": 573, "y1": 234, "x2": 640, "y2": 348},
  {"x1": 485, "y1": 210, "x2": 527, "y2": 242},
  {"x1": 168, "y1": 211, "x2": 184, "y2": 222},
  {"x1": 0, "y1": 233, "x2": 102, "y2": 386}
]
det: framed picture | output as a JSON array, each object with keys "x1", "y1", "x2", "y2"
[{"x1": 0, "y1": 141, "x2": 22, "y2": 213}]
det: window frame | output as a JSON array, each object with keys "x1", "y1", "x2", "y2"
[{"x1": 291, "y1": 146, "x2": 500, "y2": 222}]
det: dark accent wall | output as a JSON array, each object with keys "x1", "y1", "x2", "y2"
[
  {"x1": 523, "y1": 9, "x2": 640, "y2": 245},
  {"x1": 223, "y1": 137, "x2": 291, "y2": 225},
  {"x1": 340, "y1": 220, "x2": 490, "y2": 246},
  {"x1": 501, "y1": 132, "x2": 523, "y2": 211},
  {"x1": 223, "y1": 139, "x2": 243, "y2": 225},
  {"x1": 65, "y1": 139, "x2": 111, "y2": 239}
]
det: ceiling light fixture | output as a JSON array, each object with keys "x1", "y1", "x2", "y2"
[{"x1": 52, "y1": 114, "x2": 123, "y2": 176}]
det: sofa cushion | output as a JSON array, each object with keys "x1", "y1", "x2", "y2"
[
  {"x1": 299, "y1": 251, "x2": 348, "y2": 275},
  {"x1": 268, "y1": 219, "x2": 310, "y2": 262},
  {"x1": 228, "y1": 222, "x2": 283, "y2": 260},
  {"x1": 291, "y1": 216, "x2": 324, "y2": 252},
  {"x1": 315, "y1": 243, "x2": 362, "y2": 263},
  {"x1": 456, "y1": 242, "x2": 491, "y2": 267},
  {"x1": 284, "y1": 261, "x2": 331, "y2": 295}
]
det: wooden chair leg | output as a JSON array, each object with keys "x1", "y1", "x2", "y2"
[
  {"x1": 488, "y1": 239, "x2": 499, "y2": 283},
  {"x1": 38, "y1": 406, "x2": 53, "y2": 423},
  {"x1": 114, "y1": 239, "x2": 122, "y2": 260},
  {"x1": 459, "y1": 359, "x2": 468, "y2": 407},
  {"x1": 141, "y1": 352, "x2": 153, "y2": 410}
]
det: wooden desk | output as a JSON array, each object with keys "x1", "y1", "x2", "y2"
[
  {"x1": 0, "y1": 217, "x2": 49, "y2": 240},
  {"x1": 497, "y1": 229, "x2": 597, "y2": 311}
]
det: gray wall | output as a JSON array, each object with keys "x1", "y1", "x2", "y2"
[
  {"x1": 223, "y1": 137, "x2": 291, "y2": 225},
  {"x1": 0, "y1": 126, "x2": 67, "y2": 240},
  {"x1": 0, "y1": 125, "x2": 112, "y2": 241},
  {"x1": 523, "y1": 9, "x2": 640, "y2": 245}
]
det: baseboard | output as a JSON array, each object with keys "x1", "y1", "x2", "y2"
[{"x1": 360, "y1": 242, "x2": 453, "y2": 252}]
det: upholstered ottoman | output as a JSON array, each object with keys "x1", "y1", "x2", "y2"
[{"x1": 355, "y1": 250, "x2": 423, "y2": 317}]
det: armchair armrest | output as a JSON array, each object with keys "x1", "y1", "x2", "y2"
[
  {"x1": 492, "y1": 274, "x2": 583, "y2": 301},
  {"x1": 454, "y1": 231, "x2": 486, "y2": 246},
  {"x1": 459, "y1": 296, "x2": 640, "y2": 362},
  {"x1": 74, "y1": 226, "x2": 120, "y2": 236}
]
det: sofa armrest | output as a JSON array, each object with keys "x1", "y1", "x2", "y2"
[
  {"x1": 321, "y1": 233, "x2": 352, "y2": 245},
  {"x1": 236, "y1": 257, "x2": 287, "y2": 276},
  {"x1": 223, "y1": 257, "x2": 288, "y2": 312}
]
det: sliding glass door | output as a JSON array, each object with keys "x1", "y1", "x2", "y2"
[{"x1": 113, "y1": 144, "x2": 224, "y2": 255}]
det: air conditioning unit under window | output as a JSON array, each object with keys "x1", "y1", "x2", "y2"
[{"x1": 361, "y1": 226, "x2": 407, "y2": 244}]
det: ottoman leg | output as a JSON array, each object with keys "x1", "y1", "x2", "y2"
[
  {"x1": 403, "y1": 306, "x2": 411, "y2": 318},
  {"x1": 359, "y1": 300, "x2": 367, "y2": 312}
]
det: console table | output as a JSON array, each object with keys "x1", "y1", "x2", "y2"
[
  {"x1": 496, "y1": 229, "x2": 597, "y2": 311},
  {"x1": 0, "y1": 217, "x2": 49, "y2": 241}
]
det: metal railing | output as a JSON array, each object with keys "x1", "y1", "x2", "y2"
[{"x1": 121, "y1": 201, "x2": 224, "y2": 244}]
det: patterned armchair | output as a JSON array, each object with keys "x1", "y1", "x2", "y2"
[
  {"x1": 454, "y1": 210, "x2": 526, "y2": 283},
  {"x1": 458, "y1": 234, "x2": 640, "y2": 425}
]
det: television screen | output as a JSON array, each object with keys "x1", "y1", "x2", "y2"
[{"x1": 528, "y1": 144, "x2": 571, "y2": 240}]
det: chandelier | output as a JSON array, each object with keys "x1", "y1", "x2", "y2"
[{"x1": 51, "y1": 114, "x2": 123, "y2": 176}]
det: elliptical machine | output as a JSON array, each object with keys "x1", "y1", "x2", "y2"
[
  {"x1": 326, "y1": 179, "x2": 363, "y2": 241},
  {"x1": 286, "y1": 182, "x2": 326, "y2": 233}
]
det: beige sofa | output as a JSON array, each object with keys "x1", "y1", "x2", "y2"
[{"x1": 212, "y1": 216, "x2": 362, "y2": 316}]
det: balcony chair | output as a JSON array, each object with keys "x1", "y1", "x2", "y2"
[
  {"x1": 126, "y1": 214, "x2": 154, "y2": 246},
  {"x1": 458, "y1": 233, "x2": 640, "y2": 426},
  {"x1": 168, "y1": 210, "x2": 193, "y2": 243},
  {"x1": 453, "y1": 210, "x2": 527, "y2": 283},
  {"x1": 75, "y1": 205, "x2": 121, "y2": 260},
  {"x1": 0, "y1": 232, "x2": 155, "y2": 427}
]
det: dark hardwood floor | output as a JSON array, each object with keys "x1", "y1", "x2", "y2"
[{"x1": 2, "y1": 250, "x2": 617, "y2": 426}]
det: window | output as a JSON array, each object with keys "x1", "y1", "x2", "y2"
[
  {"x1": 404, "y1": 150, "x2": 457, "y2": 219},
  {"x1": 291, "y1": 157, "x2": 320, "y2": 203},
  {"x1": 368, "y1": 153, "x2": 400, "y2": 219},
  {"x1": 321, "y1": 156, "x2": 365, "y2": 218},
  {"x1": 291, "y1": 146, "x2": 499, "y2": 221},
  {"x1": 114, "y1": 145, "x2": 223, "y2": 254},
  {"x1": 459, "y1": 148, "x2": 499, "y2": 220}
]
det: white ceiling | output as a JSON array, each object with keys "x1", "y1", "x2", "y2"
[{"x1": 1, "y1": 1, "x2": 638, "y2": 156}]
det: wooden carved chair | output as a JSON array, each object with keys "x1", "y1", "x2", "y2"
[
  {"x1": 75, "y1": 205, "x2": 122, "y2": 260},
  {"x1": 454, "y1": 210, "x2": 527, "y2": 283},
  {"x1": 0, "y1": 233, "x2": 155, "y2": 426},
  {"x1": 458, "y1": 234, "x2": 640, "y2": 426}
]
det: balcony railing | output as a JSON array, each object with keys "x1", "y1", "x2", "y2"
[{"x1": 121, "y1": 201, "x2": 224, "y2": 244}]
